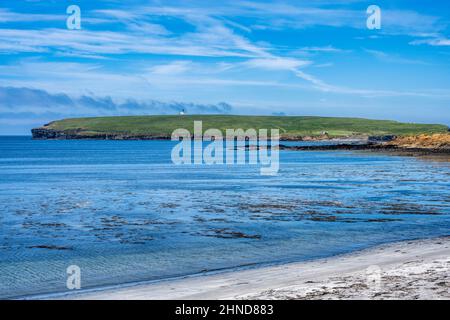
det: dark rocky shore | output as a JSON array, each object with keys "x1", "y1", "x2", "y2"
[
  {"x1": 31, "y1": 128, "x2": 171, "y2": 140},
  {"x1": 278, "y1": 143, "x2": 450, "y2": 155},
  {"x1": 31, "y1": 127, "x2": 450, "y2": 155},
  {"x1": 30, "y1": 126, "x2": 389, "y2": 142}
]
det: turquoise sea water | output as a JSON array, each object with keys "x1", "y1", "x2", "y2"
[{"x1": 0, "y1": 136, "x2": 449, "y2": 298}]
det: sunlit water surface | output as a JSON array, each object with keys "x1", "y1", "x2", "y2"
[{"x1": 1, "y1": 137, "x2": 449, "y2": 298}]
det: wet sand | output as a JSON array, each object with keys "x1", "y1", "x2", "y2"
[{"x1": 58, "y1": 237, "x2": 450, "y2": 300}]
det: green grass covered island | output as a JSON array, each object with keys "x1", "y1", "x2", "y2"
[{"x1": 31, "y1": 115, "x2": 449, "y2": 140}]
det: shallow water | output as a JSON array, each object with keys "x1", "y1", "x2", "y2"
[{"x1": 1, "y1": 136, "x2": 449, "y2": 298}]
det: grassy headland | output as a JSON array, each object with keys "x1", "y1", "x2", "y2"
[{"x1": 32, "y1": 115, "x2": 449, "y2": 140}]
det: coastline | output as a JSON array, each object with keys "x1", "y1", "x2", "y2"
[
  {"x1": 279, "y1": 143, "x2": 450, "y2": 155},
  {"x1": 49, "y1": 236, "x2": 450, "y2": 300},
  {"x1": 30, "y1": 127, "x2": 450, "y2": 155}
]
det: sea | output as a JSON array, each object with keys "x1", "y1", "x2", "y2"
[{"x1": 1, "y1": 136, "x2": 449, "y2": 298}]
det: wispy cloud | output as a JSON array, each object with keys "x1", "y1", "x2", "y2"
[
  {"x1": 0, "y1": 0, "x2": 449, "y2": 134},
  {"x1": 244, "y1": 57, "x2": 311, "y2": 70},
  {"x1": 0, "y1": 28, "x2": 257, "y2": 57},
  {"x1": 410, "y1": 37, "x2": 450, "y2": 47},
  {"x1": 149, "y1": 61, "x2": 192, "y2": 75},
  {"x1": 364, "y1": 49, "x2": 430, "y2": 65},
  {"x1": 1, "y1": 1, "x2": 446, "y2": 57},
  {"x1": 296, "y1": 46, "x2": 349, "y2": 53},
  {"x1": 0, "y1": 8, "x2": 64, "y2": 23}
]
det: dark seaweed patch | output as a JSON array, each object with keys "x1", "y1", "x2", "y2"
[
  {"x1": 199, "y1": 228, "x2": 261, "y2": 239},
  {"x1": 380, "y1": 203, "x2": 441, "y2": 215},
  {"x1": 28, "y1": 245, "x2": 73, "y2": 250}
]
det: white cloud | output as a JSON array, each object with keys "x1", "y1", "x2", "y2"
[
  {"x1": 0, "y1": 8, "x2": 64, "y2": 23},
  {"x1": 149, "y1": 61, "x2": 192, "y2": 75},
  {"x1": 0, "y1": 28, "x2": 256, "y2": 57},
  {"x1": 297, "y1": 46, "x2": 347, "y2": 53},
  {"x1": 364, "y1": 49, "x2": 429, "y2": 65},
  {"x1": 410, "y1": 37, "x2": 450, "y2": 47},
  {"x1": 244, "y1": 57, "x2": 311, "y2": 70},
  {"x1": 0, "y1": 1, "x2": 449, "y2": 104}
]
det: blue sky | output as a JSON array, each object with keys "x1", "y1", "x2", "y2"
[{"x1": 0, "y1": 0, "x2": 449, "y2": 134}]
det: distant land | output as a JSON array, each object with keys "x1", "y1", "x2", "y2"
[{"x1": 31, "y1": 115, "x2": 449, "y2": 140}]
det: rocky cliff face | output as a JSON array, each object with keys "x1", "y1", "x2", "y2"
[
  {"x1": 387, "y1": 134, "x2": 450, "y2": 149},
  {"x1": 31, "y1": 128, "x2": 71, "y2": 139},
  {"x1": 31, "y1": 127, "x2": 171, "y2": 140}
]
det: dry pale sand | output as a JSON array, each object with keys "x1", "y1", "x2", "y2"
[{"x1": 61, "y1": 237, "x2": 450, "y2": 300}]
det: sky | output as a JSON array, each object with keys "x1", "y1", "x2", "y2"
[{"x1": 0, "y1": 0, "x2": 449, "y2": 134}]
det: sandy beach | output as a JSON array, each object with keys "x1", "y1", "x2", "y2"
[{"x1": 55, "y1": 237, "x2": 450, "y2": 300}]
